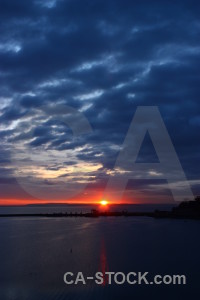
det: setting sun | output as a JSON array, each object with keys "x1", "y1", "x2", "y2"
[{"x1": 100, "y1": 200, "x2": 108, "y2": 206}]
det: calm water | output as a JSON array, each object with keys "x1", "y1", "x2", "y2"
[{"x1": 0, "y1": 207, "x2": 199, "y2": 299}]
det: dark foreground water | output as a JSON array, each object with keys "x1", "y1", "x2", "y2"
[{"x1": 0, "y1": 211, "x2": 199, "y2": 299}]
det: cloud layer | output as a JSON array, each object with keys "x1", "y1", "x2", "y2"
[{"x1": 0, "y1": 0, "x2": 200, "y2": 203}]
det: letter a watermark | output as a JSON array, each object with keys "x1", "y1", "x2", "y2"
[{"x1": 104, "y1": 106, "x2": 193, "y2": 202}]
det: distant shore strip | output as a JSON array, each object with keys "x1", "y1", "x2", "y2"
[{"x1": 0, "y1": 209, "x2": 200, "y2": 220}]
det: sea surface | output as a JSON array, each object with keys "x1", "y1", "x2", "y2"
[{"x1": 0, "y1": 205, "x2": 199, "y2": 300}]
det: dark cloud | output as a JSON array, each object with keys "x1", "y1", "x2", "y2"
[{"x1": 20, "y1": 96, "x2": 42, "y2": 108}]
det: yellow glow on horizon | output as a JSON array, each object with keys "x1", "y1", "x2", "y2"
[{"x1": 100, "y1": 200, "x2": 108, "y2": 206}]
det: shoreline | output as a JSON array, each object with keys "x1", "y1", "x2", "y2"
[{"x1": 0, "y1": 210, "x2": 199, "y2": 220}]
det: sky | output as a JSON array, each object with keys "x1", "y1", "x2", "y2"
[{"x1": 0, "y1": 0, "x2": 200, "y2": 205}]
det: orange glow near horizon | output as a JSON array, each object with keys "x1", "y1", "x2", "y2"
[
  {"x1": 0, "y1": 199, "x2": 135, "y2": 206},
  {"x1": 0, "y1": 199, "x2": 102, "y2": 206},
  {"x1": 0, "y1": 196, "x2": 136, "y2": 206}
]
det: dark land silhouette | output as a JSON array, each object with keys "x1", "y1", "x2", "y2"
[{"x1": 154, "y1": 196, "x2": 200, "y2": 220}]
